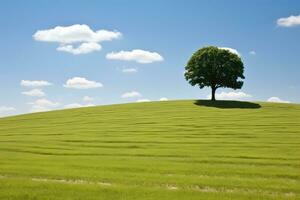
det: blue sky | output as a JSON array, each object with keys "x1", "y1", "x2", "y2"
[{"x1": 0, "y1": 0, "x2": 300, "y2": 116}]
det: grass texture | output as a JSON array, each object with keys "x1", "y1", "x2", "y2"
[{"x1": 0, "y1": 100, "x2": 299, "y2": 200}]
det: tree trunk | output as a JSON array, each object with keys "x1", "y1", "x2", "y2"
[{"x1": 211, "y1": 87, "x2": 216, "y2": 101}]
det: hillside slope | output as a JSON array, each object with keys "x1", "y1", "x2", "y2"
[{"x1": 0, "y1": 100, "x2": 299, "y2": 200}]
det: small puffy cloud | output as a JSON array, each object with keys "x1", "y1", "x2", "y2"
[
  {"x1": 277, "y1": 15, "x2": 300, "y2": 27},
  {"x1": 31, "y1": 107, "x2": 49, "y2": 112},
  {"x1": 219, "y1": 47, "x2": 240, "y2": 57},
  {"x1": 159, "y1": 97, "x2": 168, "y2": 101},
  {"x1": 249, "y1": 51, "x2": 256, "y2": 55},
  {"x1": 21, "y1": 80, "x2": 52, "y2": 87},
  {"x1": 33, "y1": 24, "x2": 121, "y2": 43},
  {"x1": 33, "y1": 24, "x2": 121, "y2": 54},
  {"x1": 29, "y1": 98, "x2": 60, "y2": 113},
  {"x1": 22, "y1": 89, "x2": 45, "y2": 97},
  {"x1": 267, "y1": 97, "x2": 290, "y2": 103},
  {"x1": 29, "y1": 98, "x2": 60, "y2": 107},
  {"x1": 136, "y1": 99, "x2": 150, "y2": 102},
  {"x1": 83, "y1": 96, "x2": 94, "y2": 102},
  {"x1": 121, "y1": 91, "x2": 142, "y2": 98},
  {"x1": 0, "y1": 106, "x2": 16, "y2": 114},
  {"x1": 207, "y1": 91, "x2": 252, "y2": 100},
  {"x1": 84, "y1": 103, "x2": 95, "y2": 107},
  {"x1": 122, "y1": 68, "x2": 137, "y2": 74},
  {"x1": 106, "y1": 49, "x2": 164, "y2": 64},
  {"x1": 64, "y1": 77, "x2": 103, "y2": 89},
  {"x1": 64, "y1": 103, "x2": 95, "y2": 109},
  {"x1": 57, "y1": 42, "x2": 101, "y2": 55},
  {"x1": 64, "y1": 103, "x2": 83, "y2": 109}
]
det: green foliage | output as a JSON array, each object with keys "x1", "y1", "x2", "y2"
[
  {"x1": 185, "y1": 46, "x2": 245, "y2": 100},
  {"x1": 0, "y1": 101, "x2": 299, "y2": 200}
]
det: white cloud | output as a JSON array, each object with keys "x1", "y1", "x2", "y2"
[
  {"x1": 267, "y1": 97, "x2": 290, "y2": 103},
  {"x1": 21, "y1": 80, "x2": 52, "y2": 87},
  {"x1": 64, "y1": 103, "x2": 95, "y2": 109},
  {"x1": 30, "y1": 106, "x2": 51, "y2": 113},
  {"x1": 64, "y1": 103, "x2": 83, "y2": 109},
  {"x1": 249, "y1": 51, "x2": 256, "y2": 55},
  {"x1": 33, "y1": 24, "x2": 121, "y2": 43},
  {"x1": 29, "y1": 98, "x2": 60, "y2": 113},
  {"x1": 159, "y1": 97, "x2": 168, "y2": 101},
  {"x1": 121, "y1": 91, "x2": 142, "y2": 98},
  {"x1": 122, "y1": 68, "x2": 137, "y2": 73},
  {"x1": 83, "y1": 96, "x2": 94, "y2": 102},
  {"x1": 136, "y1": 99, "x2": 150, "y2": 102},
  {"x1": 64, "y1": 77, "x2": 103, "y2": 89},
  {"x1": 33, "y1": 24, "x2": 121, "y2": 54},
  {"x1": 22, "y1": 89, "x2": 45, "y2": 97},
  {"x1": 84, "y1": 103, "x2": 95, "y2": 107},
  {"x1": 219, "y1": 47, "x2": 240, "y2": 57},
  {"x1": 106, "y1": 49, "x2": 164, "y2": 64},
  {"x1": 207, "y1": 91, "x2": 252, "y2": 100},
  {"x1": 0, "y1": 106, "x2": 16, "y2": 114},
  {"x1": 57, "y1": 42, "x2": 101, "y2": 55},
  {"x1": 29, "y1": 99, "x2": 60, "y2": 107},
  {"x1": 277, "y1": 15, "x2": 300, "y2": 27}
]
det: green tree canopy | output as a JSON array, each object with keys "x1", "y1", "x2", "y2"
[{"x1": 184, "y1": 46, "x2": 245, "y2": 101}]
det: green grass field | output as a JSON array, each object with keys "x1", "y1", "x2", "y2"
[{"x1": 0, "y1": 100, "x2": 299, "y2": 200}]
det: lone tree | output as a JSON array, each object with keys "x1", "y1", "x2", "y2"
[{"x1": 184, "y1": 46, "x2": 245, "y2": 101}]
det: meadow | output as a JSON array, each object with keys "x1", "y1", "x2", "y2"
[{"x1": 0, "y1": 100, "x2": 299, "y2": 200}]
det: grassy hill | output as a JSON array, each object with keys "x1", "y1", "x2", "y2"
[{"x1": 0, "y1": 100, "x2": 299, "y2": 200}]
